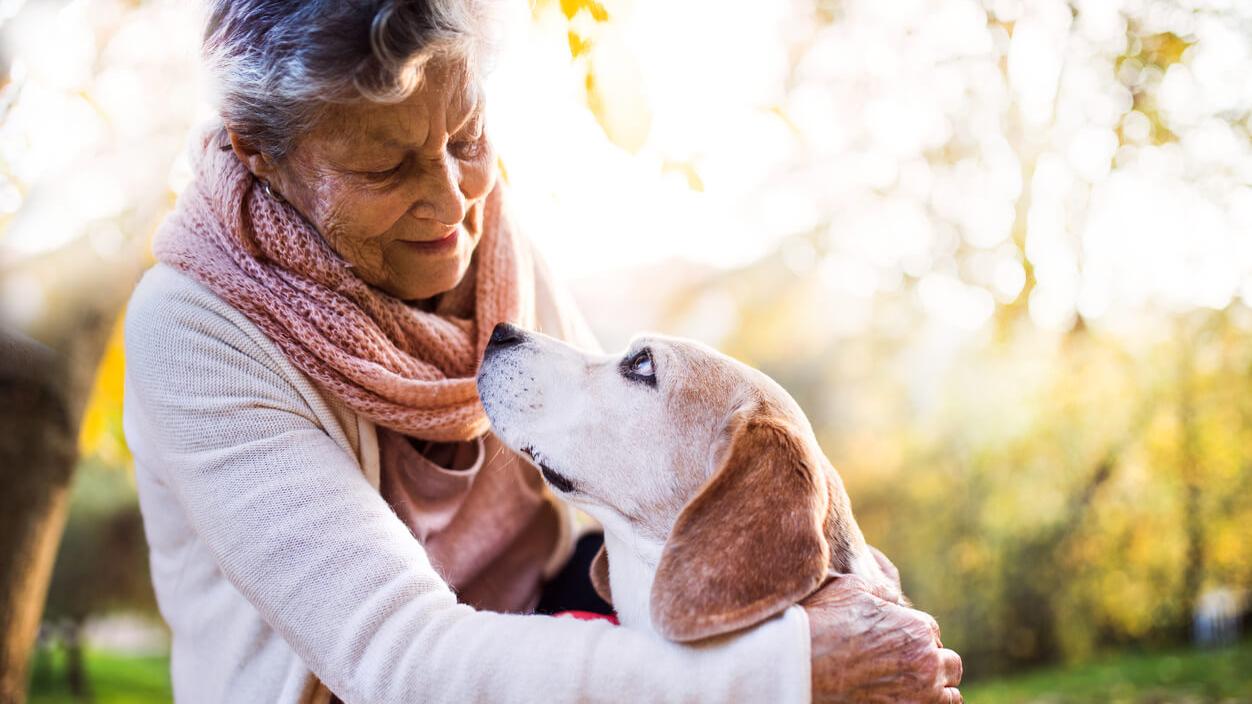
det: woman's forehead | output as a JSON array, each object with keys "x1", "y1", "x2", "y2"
[{"x1": 312, "y1": 73, "x2": 482, "y2": 153}]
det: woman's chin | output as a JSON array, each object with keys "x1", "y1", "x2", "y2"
[{"x1": 384, "y1": 254, "x2": 473, "y2": 302}]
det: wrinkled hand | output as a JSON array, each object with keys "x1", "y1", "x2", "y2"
[
  {"x1": 868, "y1": 545, "x2": 903, "y2": 595},
  {"x1": 803, "y1": 568, "x2": 962, "y2": 703}
]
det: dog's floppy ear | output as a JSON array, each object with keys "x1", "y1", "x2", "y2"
[{"x1": 650, "y1": 406, "x2": 831, "y2": 642}]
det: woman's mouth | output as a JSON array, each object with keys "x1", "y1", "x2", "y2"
[{"x1": 402, "y1": 228, "x2": 459, "y2": 252}]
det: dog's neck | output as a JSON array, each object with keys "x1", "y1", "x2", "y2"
[{"x1": 589, "y1": 508, "x2": 667, "y2": 636}]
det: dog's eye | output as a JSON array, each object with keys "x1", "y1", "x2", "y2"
[
  {"x1": 630, "y1": 350, "x2": 654, "y2": 377},
  {"x1": 620, "y1": 348, "x2": 657, "y2": 387}
]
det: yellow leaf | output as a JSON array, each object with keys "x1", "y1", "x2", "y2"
[
  {"x1": 661, "y1": 160, "x2": 705, "y2": 192},
  {"x1": 78, "y1": 310, "x2": 130, "y2": 467},
  {"x1": 1138, "y1": 32, "x2": 1192, "y2": 69},
  {"x1": 560, "y1": 0, "x2": 610, "y2": 23},
  {"x1": 567, "y1": 29, "x2": 592, "y2": 59},
  {"x1": 583, "y1": 27, "x2": 652, "y2": 154},
  {"x1": 586, "y1": 0, "x2": 610, "y2": 22}
]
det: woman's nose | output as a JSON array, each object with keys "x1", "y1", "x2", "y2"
[{"x1": 412, "y1": 159, "x2": 466, "y2": 225}]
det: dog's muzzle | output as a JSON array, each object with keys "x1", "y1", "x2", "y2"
[
  {"x1": 480, "y1": 322, "x2": 579, "y2": 493},
  {"x1": 519, "y1": 445, "x2": 577, "y2": 494}
]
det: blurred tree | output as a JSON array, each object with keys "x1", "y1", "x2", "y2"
[
  {"x1": 0, "y1": 1, "x2": 198, "y2": 698},
  {"x1": 0, "y1": 233, "x2": 147, "y2": 702},
  {"x1": 41, "y1": 462, "x2": 155, "y2": 697},
  {"x1": 0, "y1": 329, "x2": 77, "y2": 702}
]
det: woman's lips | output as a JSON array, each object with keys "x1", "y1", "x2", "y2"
[{"x1": 401, "y1": 229, "x2": 459, "y2": 252}]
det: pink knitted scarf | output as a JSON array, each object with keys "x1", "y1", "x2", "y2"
[{"x1": 154, "y1": 127, "x2": 536, "y2": 442}]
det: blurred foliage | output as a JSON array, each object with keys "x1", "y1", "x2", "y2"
[
  {"x1": 548, "y1": 0, "x2": 653, "y2": 154},
  {"x1": 590, "y1": 0, "x2": 1252, "y2": 678},
  {"x1": 28, "y1": 648, "x2": 169, "y2": 704},
  {"x1": 963, "y1": 637, "x2": 1252, "y2": 703},
  {"x1": 43, "y1": 460, "x2": 153, "y2": 625},
  {"x1": 1115, "y1": 30, "x2": 1192, "y2": 146},
  {"x1": 657, "y1": 241, "x2": 1252, "y2": 676},
  {"x1": 35, "y1": 459, "x2": 155, "y2": 697},
  {"x1": 5, "y1": 0, "x2": 1250, "y2": 689},
  {"x1": 77, "y1": 318, "x2": 128, "y2": 467}
]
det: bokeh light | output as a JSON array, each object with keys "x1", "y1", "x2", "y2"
[{"x1": 4, "y1": 0, "x2": 1252, "y2": 700}]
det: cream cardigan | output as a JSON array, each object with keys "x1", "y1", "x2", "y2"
[{"x1": 122, "y1": 263, "x2": 811, "y2": 704}]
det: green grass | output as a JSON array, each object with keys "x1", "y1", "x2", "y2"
[
  {"x1": 24, "y1": 639, "x2": 1252, "y2": 703},
  {"x1": 964, "y1": 639, "x2": 1252, "y2": 704},
  {"x1": 28, "y1": 647, "x2": 171, "y2": 704}
]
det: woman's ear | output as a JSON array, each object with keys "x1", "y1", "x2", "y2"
[
  {"x1": 649, "y1": 407, "x2": 832, "y2": 642},
  {"x1": 226, "y1": 129, "x2": 279, "y2": 183}
]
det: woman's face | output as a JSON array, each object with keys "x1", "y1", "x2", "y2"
[{"x1": 259, "y1": 61, "x2": 496, "y2": 302}]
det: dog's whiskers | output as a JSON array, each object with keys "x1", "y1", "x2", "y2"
[{"x1": 484, "y1": 442, "x2": 509, "y2": 466}]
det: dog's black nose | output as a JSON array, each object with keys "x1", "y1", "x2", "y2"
[{"x1": 487, "y1": 322, "x2": 527, "y2": 350}]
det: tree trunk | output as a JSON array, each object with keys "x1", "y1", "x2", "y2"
[
  {"x1": 999, "y1": 455, "x2": 1115, "y2": 669},
  {"x1": 0, "y1": 333, "x2": 77, "y2": 703},
  {"x1": 64, "y1": 618, "x2": 87, "y2": 700},
  {"x1": 0, "y1": 235, "x2": 146, "y2": 703},
  {"x1": 1176, "y1": 336, "x2": 1205, "y2": 639}
]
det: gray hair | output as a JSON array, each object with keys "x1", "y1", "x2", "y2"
[{"x1": 204, "y1": 0, "x2": 499, "y2": 160}]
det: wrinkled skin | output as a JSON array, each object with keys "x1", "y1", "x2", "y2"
[
  {"x1": 228, "y1": 58, "x2": 496, "y2": 302},
  {"x1": 805, "y1": 548, "x2": 964, "y2": 703}
]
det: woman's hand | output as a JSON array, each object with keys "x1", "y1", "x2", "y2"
[{"x1": 803, "y1": 564, "x2": 963, "y2": 703}]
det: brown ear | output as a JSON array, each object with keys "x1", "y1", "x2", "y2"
[
  {"x1": 590, "y1": 543, "x2": 612, "y2": 605},
  {"x1": 650, "y1": 409, "x2": 831, "y2": 642}
]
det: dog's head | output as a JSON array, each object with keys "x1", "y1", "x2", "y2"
[{"x1": 477, "y1": 323, "x2": 866, "y2": 641}]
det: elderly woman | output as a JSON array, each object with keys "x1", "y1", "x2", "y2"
[{"x1": 122, "y1": 1, "x2": 963, "y2": 702}]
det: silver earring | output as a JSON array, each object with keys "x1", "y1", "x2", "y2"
[{"x1": 261, "y1": 179, "x2": 286, "y2": 204}]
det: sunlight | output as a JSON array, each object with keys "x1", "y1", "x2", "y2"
[{"x1": 0, "y1": 0, "x2": 1248, "y2": 336}]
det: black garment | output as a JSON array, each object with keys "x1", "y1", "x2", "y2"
[{"x1": 535, "y1": 531, "x2": 614, "y2": 616}]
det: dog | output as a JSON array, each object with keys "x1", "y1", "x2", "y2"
[{"x1": 477, "y1": 322, "x2": 899, "y2": 642}]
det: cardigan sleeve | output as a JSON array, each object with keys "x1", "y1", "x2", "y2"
[{"x1": 122, "y1": 267, "x2": 811, "y2": 704}]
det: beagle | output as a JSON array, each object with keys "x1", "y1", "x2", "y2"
[{"x1": 477, "y1": 323, "x2": 899, "y2": 642}]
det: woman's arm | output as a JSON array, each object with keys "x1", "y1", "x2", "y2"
[{"x1": 122, "y1": 270, "x2": 811, "y2": 704}]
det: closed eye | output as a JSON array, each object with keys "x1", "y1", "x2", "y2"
[
  {"x1": 619, "y1": 348, "x2": 657, "y2": 388},
  {"x1": 356, "y1": 158, "x2": 407, "y2": 183}
]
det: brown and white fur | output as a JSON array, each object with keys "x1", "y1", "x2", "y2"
[{"x1": 477, "y1": 323, "x2": 899, "y2": 642}]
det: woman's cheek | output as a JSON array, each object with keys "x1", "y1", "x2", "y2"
[
  {"x1": 330, "y1": 190, "x2": 412, "y2": 241},
  {"x1": 463, "y1": 148, "x2": 497, "y2": 201},
  {"x1": 313, "y1": 194, "x2": 398, "y2": 275}
]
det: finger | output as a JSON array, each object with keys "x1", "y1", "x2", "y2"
[
  {"x1": 830, "y1": 569, "x2": 898, "y2": 602},
  {"x1": 865, "y1": 575, "x2": 901, "y2": 602},
  {"x1": 830, "y1": 572, "x2": 872, "y2": 593},
  {"x1": 824, "y1": 573, "x2": 878, "y2": 600},
  {"x1": 868, "y1": 545, "x2": 902, "y2": 586},
  {"x1": 851, "y1": 561, "x2": 901, "y2": 601},
  {"x1": 803, "y1": 572, "x2": 896, "y2": 611},
  {"x1": 840, "y1": 573, "x2": 904, "y2": 605},
  {"x1": 939, "y1": 687, "x2": 963, "y2": 704},
  {"x1": 910, "y1": 609, "x2": 942, "y2": 645},
  {"x1": 938, "y1": 648, "x2": 963, "y2": 687},
  {"x1": 801, "y1": 573, "x2": 855, "y2": 607}
]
